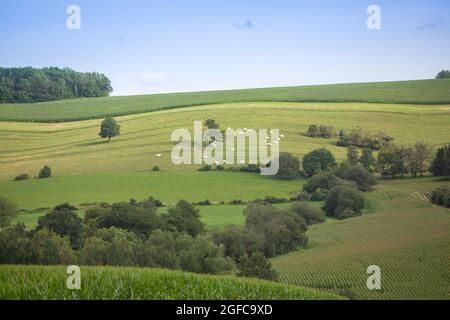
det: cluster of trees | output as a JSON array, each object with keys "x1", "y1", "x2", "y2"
[
  {"x1": 430, "y1": 186, "x2": 450, "y2": 208},
  {"x1": 213, "y1": 201, "x2": 322, "y2": 280},
  {"x1": 0, "y1": 66, "x2": 112, "y2": 103},
  {"x1": 306, "y1": 125, "x2": 336, "y2": 138},
  {"x1": 436, "y1": 70, "x2": 450, "y2": 79},
  {"x1": 302, "y1": 163, "x2": 374, "y2": 219},
  {"x1": 0, "y1": 196, "x2": 317, "y2": 281},
  {"x1": 377, "y1": 142, "x2": 432, "y2": 178},
  {"x1": 337, "y1": 128, "x2": 393, "y2": 150},
  {"x1": 430, "y1": 145, "x2": 450, "y2": 180},
  {"x1": 0, "y1": 198, "x2": 232, "y2": 275}
]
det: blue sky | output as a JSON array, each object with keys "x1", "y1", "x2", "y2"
[{"x1": 1, "y1": 0, "x2": 449, "y2": 96}]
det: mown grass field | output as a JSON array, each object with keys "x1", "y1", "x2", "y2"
[
  {"x1": 272, "y1": 178, "x2": 450, "y2": 300},
  {"x1": 1, "y1": 101, "x2": 450, "y2": 182},
  {"x1": 0, "y1": 265, "x2": 341, "y2": 300},
  {"x1": 0, "y1": 78, "x2": 449, "y2": 122}
]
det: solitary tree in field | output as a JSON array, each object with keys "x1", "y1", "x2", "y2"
[
  {"x1": 99, "y1": 117, "x2": 120, "y2": 141},
  {"x1": 436, "y1": 70, "x2": 450, "y2": 79}
]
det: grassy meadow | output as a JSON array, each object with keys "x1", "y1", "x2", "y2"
[{"x1": 0, "y1": 78, "x2": 449, "y2": 122}]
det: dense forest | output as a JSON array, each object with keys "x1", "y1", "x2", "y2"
[{"x1": 0, "y1": 66, "x2": 112, "y2": 103}]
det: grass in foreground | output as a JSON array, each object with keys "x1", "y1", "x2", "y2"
[
  {"x1": 0, "y1": 265, "x2": 341, "y2": 300},
  {"x1": 1, "y1": 79, "x2": 449, "y2": 122}
]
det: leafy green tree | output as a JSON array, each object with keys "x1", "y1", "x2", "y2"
[
  {"x1": 323, "y1": 185, "x2": 365, "y2": 219},
  {"x1": 306, "y1": 124, "x2": 319, "y2": 137},
  {"x1": 274, "y1": 152, "x2": 301, "y2": 180},
  {"x1": 32, "y1": 229, "x2": 76, "y2": 265},
  {"x1": 335, "y1": 164, "x2": 377, "y2": 192},
  {"x1": 205, "y1": 119, "x2": 219, "y2": 129},
  {"x1": 430, "y1": 145, "x2": 450, "y2": 179},
  {"x1": 436, "y1": 70, "x2": 450, "y2": 79},
  {"x1": 96, "y1": 199, "x2": 160, "y2": 237},
  {"x1": 347, "y1": 147, "x2": 359, "y2": 166},
  {"x1": 162, "y1": 200, "x2": 205, "y2": 237},
  {"x1": 38, "y1": 165, "x2": 51, "y2": 179},
  {"x1": 359, "y1": 148, "x2": 376, "y2": 171},
  {"x1": 290, "y1": 202, "x2": 325, "y2": 225},
  {"x1": 36, "y1": 203, "x2": 84, "y2": 249},
  {"x1": 99, "y1": 117, "x2": 121, "y2": 141},
  {"x1": 302, "y1": 148, "x2": 336, "y2": 177},
  {"x1": 237, "y1": 252, "x2": 278, "y2": 281},
  {"x1": 0, "y1": 196, "x2": 17, "y2": 230},
  {"x1": 302, "y1": 171, "x2": 335, "y2": 193}
]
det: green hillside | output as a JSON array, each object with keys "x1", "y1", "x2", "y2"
[
  {"x1": 1, "y1": 78, "x2": 450, "y2": 122},
  {"x1": 0, "y1": 265, "x2": 341, "y2": 300}
]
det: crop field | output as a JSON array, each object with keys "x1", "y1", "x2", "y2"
[
  {"x1": 0, "y1": 265, "x2": 341, "y2": 300},
  {"x1": 272, "y1": 178, "x2": 450, "y2": 300},
  {"x1": 0, "y1": 78, "x2": 449, "y2": 122}
]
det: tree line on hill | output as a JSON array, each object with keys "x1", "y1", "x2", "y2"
[{"x1": 0, "y1": 66, "x2": 112, "y2": 103}]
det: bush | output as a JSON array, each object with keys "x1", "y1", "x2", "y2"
[
  {"x1": 239, "y1": 164, "x2": 261, "y2": 173},
  {"x1": 302, "y1": 149, "x2": 336, "y2": 177},
  {"x1": 290, "y1": 202, "x2": 325, "y2": 225},
  {"x1": 430, "y1": 186, "x2": 450, "y2": 207},
  {"x1": 262, "y1": 196, "x2": 289, "y2": 204},
  {"x1": 14, "y1": 173, "x2": 29, "y2": 181},
  {"x1": 36, "y1": 203, "x2": 84, "y2": 249},
  {"x1": 323, "y1": 185, "x2": 365, "y2": 219},
  {"x1": 152, "y1": 166, "x2": 160, "y2": 171},
  {"x1": 303, "y1": 171, "x2": 335, "y2": 193},
  {"x1": 311, "y1": 188, "x2": 329, "y2": 201},
  {"x1": 38, "y1": 165, "x2": 51, "y2": 179},
  {"x1": 198, "y1": 164, "x2": 212, "y2": 171},
  {"x1": 245, "y1": 203, "x2": 308, "y2": 257},
  {"x1": 274, "y1": 152, "x2": 301, "y2": 180},
  {"x1": 216, "y1": 165, "x2": 225, "y2": 171},
  {"x1": 162, "y1": 200, "x2": 205, "y2": 237},
  {"x1": 229, "y1": 199, "x2": 246, "y2": 205},
  {"x1": 436, "y1": 70, "x2": 450, "y2": 79},
  {"x1": 307, "y1": 124, "x2": 335, "y2": 138},
  {"x1": 335, "y1": 163, "x2": 377, "y2": 191},
  {"x1": 237, "y1": 252, "x2": 278, "y2": 281},
  {"x1": 195, "y1": 200, "x2": 212, "y2": 206}
]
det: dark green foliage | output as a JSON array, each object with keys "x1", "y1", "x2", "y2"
[
  {"x1": 237, "y1": 252, "x2": 278, "y2": 281},
  {"x1": 0, "y1": 196, "x2": 17, "y2": 229},
  {"x1": 245, "y1": 203, "x2": 308, "y2": 257},
  {"x1": 99, "y1": 117, "x2": 120, "y2": 141},
  {"x1": 205, "y1": 119, "x2": 219, "y2": 129},
  {"x1": 290, "y1": 202, "x2": 325, "y2": 225},
  {"x1": 0, "y1": 223, "x2": 76, "y2": 265},
  {"x1": 310, "y1": 188, "x2": 329, "y2": 201},
  {"x1": 323, "y1": 185, "x2": 365, "y2": 219},
  {"x1": 38, "y1": 165, "x2": 51, "y2": 179},
  {"x1": 216, "y1": 164, "x2": 225, "y2": 171},
  {"x1": 430, "y1": 186, "x2": 450, "y2": 208},
  {"x1": 274, "y1": 152, "x2": 301, "y2": 180},
  {"x1": 302, "y1": 148, "x2": 336, "y2": 177},
  {"x1": 303, "y1": 171, "x2": 336, "y2": 193},
  {"x1": 430, "y1": 145, "x2": 450, "y2": 179},
  {"x1": 198, "y1": 164, "x2": 212, "y2": 171},
  {"x1": 335, "y1": 163, "x2": 377, "y2": 191},
  {"x1": 338, "y1": 128, "x2": 393, "y2": 150},
  {"x1": 306, "y1": 124, "x2": 335, "y2": 138},
  {"x1": 162, "y1": 200, "x2": 205, "y2": 237},
  {"x1": 436, "y1": 70, "x2": 450, "y2": 79},
  {"x1": 96, "y1": 198, "x2": 160, "y2": 237},
  {"x1": 0, "y1": 66, "x2": 112, "y2": 103},
  {"x1": 37, "y1": 203, "x2": 84, "y2": 249},
  {"x1": 239, "y1": 164, "x2": 261, "y2": 173},
  {"x1": 347, "y1": 147, "x2": 359, "y2": 166},
  {"x1": 359, "y1": 148, "x2": 376, "y2": 171},
  {"x1": 377, "y1": 145, "x2": 409, "y2": 178},
  {"x1": 152, "y1": 166, "x2": 160, "y2": 171},
  {"x1": 14, "y1": 173, "x2": 29, "y2": 181}
]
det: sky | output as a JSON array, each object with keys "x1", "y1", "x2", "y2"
[{"x1": 1, "y1": 0, "x2": 449, "y2": 96}]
